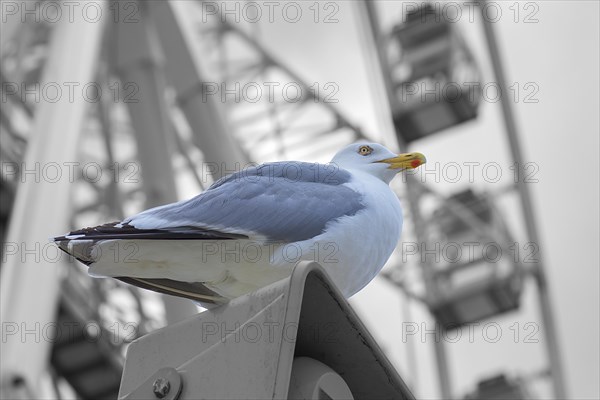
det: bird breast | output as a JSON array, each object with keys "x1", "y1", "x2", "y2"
[{"x1": 299, "y1": 172, "x2": 403, "y2": 297}]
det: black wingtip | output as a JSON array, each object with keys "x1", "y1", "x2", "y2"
[{"x1": 51, "y1": 220, "x2": 249, "y2": 247}]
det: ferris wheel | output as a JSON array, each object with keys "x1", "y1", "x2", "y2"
[{"x1": 0, "y1": 1, "x2": 567, "y2": 399}]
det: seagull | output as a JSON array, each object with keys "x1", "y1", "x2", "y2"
[{"x1": 54, "y1": 143, "x2": 425, "y2": 307}]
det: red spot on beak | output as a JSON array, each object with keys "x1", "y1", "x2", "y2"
[{"x1": 411, "y1": 159, "x2": 421, "y2": 168}]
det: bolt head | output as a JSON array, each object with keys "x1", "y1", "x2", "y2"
[{"x1": 152, "y1": 378, "x2": 171, "y2": 399}]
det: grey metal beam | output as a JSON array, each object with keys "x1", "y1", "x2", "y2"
[
  {"x1": 119, "y1": 262, "x2": 415, "y2": 400},
  {"x1": 477, "y1": 2, "x2": 567, "y2": 397},
  {"x1": 0, "y1": 3, "x2": 108, "y2": 396},
  {"x1": 147, "y1": 1, "x2": 249, "y2": 179}
]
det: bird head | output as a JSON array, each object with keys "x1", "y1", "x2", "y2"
[{"x1": 331, "y1": 143, "x2": 426, "y2": 184}]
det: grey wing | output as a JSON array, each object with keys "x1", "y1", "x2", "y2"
[{"x1": 125, "y1": 162, "x2": 365, "y2": 242}]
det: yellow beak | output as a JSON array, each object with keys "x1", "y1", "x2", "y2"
[{"x1": 377, "y1": 152, "x2": 427, "y2": 170}]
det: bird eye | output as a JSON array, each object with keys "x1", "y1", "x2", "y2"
[{"x1": 358, "y1": 145, "x2": 373, "y2": 156}]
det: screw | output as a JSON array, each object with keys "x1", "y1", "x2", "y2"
[
  {"x1": 11, "y1": 376, "x2": 25, "y2": 387},
  {"x1": 152, "y1": 378, "x2": 171, "y2": 399}
]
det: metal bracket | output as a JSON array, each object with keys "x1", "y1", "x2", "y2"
[{"x1": 120, "y1": 367, "x2": 183, "y2": 400}]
